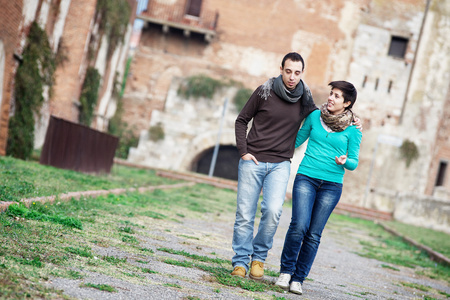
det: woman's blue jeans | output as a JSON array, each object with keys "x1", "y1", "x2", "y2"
[
  {"x1": 232, "y1": 159, "x2": 290, "y2": 271},
  {"x1": 280, "y1": 174, "x2": 342, "y2": 282}
]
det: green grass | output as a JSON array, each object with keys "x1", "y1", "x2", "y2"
[
  {"x1": 81, "y1": 283, "x2": 117, "y2": 292},
  {"x1": 328, "y1": 214, "x2": 450, "y2": 284},
  {"x1": 0, "y1": 156, "x2": 179, "y2": 201},
  {"x1": 384, "y1": 221, "x2": 450, "y2": 258}
]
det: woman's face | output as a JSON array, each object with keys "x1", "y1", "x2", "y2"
[{"x1": 327, "y1": 88, "x2": 350, "y2": 115}]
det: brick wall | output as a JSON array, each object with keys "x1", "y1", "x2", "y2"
[
  {"x1": 0, "y1": 1, "x2": 24, "y2": 155},
  {"x1": 50, "y1": 0, "x2": 97, "y2": 122}
]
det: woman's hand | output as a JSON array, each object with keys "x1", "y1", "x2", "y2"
[
  {"x1": 335, "y1": 155, "x2": 347, "y2": 165},
  {"x1": 242, "y1": 153, "x2": 259, "y2": 165},
  {"x1": 352, "y1": 117, "x2": 363, "y2": 131}
]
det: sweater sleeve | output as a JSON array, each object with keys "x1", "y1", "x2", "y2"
[
  {"x1": 343, "y1": 127, "x2": 362, "y2": 171},
  {"x1": 235, "y1": 87, "x2": 261, "y2": 156},
  {"x1": 295, "y1": 112, "x2": 313, "y2": 148}
]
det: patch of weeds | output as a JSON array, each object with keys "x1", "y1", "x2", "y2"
[
  {"x1": 158, "y1": 248, "x2": 229, "y2": 264},
  {"x1": 178, "y1": 234, "x2": 200, "y2": 240},
  {"x1": 81, "y1": 283, "x2": 117, "y2": 292},
  {"x1": 213, "y1": 288, "x2": 220, "y2": 293},
  {"x1": 142, "y1": 268, "x2": 157, "y2": 274},
  {"x1": 358, "y1": 291, "x2": 376, "y2": 296},
  {"x1": 438, "y1": 290, "x2": 450, "y2": 297},
  {"x1": 12, "y1": 256, "x2": 43, "y2": 268},
  {"x1": 66, "y1": 270, "x2": 84, "y2": 279},
  {"x1": 272, "y1": 296, "x2": 288, "y2": 300},
  {"x1": 140, "y1": 247, "x2": 154, "y2": 253},
  {"x1": 165, "y1": 229, "x2": 171, "y2": 232},
  {"x1": 202, "y1": 265, "x2": 280, "y2": 292},
  {"x1": 65, "y1": 246, "x2": 93, "y2": 258},
  {"x1": 102, "y1": 255, "x2": 127, "y2": 265},
  {"x1": 186, "y1": 296, "x2": 200, "y2": 300},
  {"x1": 164, "y1": 258, "x2": 194, "y2": 268},
  {"x1": 48, "y1": 254, "x2": 69, "y2": 265},
  {"x1": 141, "y1": 211, "x2": 167, "y2": 219},
  {"x1": 381, "y1": 264, "x2": 400, "y2": 271},
  {"x1": 123, "y1": 272, "x2": 144, "y2": 278},
  {"x1": 400, "y1": 281, "x2": 431, "y2": 292},
  {"x1": 176, "y1": 213, "x2": 185, "y2": 218},
  {"x1": 7, "y1": 203, "x2": 83, "y2": 230},
  {"x1": 119, "y1": 226, "x2": 135, "y2": 234},
  {"x1": 121, "y1": 234, "x2": 138, "y2": 244},
  {"x1": 91, "y1": 239, "x2": 109, "y2": 247},
  {"x1": 135, "y1": 259, "x2": 148, "y2": 264},
  {"x1": 264, "y1": 269, "x2": 279, "y2": 277},
  {"x1": 164, "y1": 283, "x2": 182, "y2": 289}
]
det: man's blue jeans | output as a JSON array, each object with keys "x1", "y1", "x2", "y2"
[
  {"x1": 232, "y1": 159, "x2": 290, "y2": 271},
  {"x1": 280, "y1": 174, "x2": 342, "y2": 282}
]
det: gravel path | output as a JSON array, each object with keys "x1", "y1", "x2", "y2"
[{"x1": 47, "y1": 205, "x2": 450, "y2": 300}]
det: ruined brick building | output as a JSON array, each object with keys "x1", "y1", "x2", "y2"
[
  {"x1": 123, "y1": 0, "x2": 450, "y2": 232},
  {"x1": 0, "y1": 0, "x2": 136, "y2": 156}
]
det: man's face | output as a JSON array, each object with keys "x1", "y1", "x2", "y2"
[{"x1": 280, "y1": 59, "x2": 304, "y2": 90}]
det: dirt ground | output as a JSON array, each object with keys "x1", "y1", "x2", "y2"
[{"x1": 45, "y1": 200, "x2": 450, "y2": 300}]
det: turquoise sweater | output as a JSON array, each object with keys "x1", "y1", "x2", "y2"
[{"x1": 295, "y1": 110, "x2": 362, "y2": 184}]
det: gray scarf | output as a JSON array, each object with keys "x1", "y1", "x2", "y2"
[{"x1": 258, "y1": 75, "x2": 304, "y2": 103}]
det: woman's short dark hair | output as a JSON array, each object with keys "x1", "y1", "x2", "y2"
[
  {"x1": 329, "y1": 81, "x2": 357, "y2": 109},
  {"x1": 282, "y1": 52, "x2": 305, "y2": 71}
]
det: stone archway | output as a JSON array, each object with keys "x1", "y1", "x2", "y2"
[{"x1": 192, "y1": 144, "x2": 239, "y2": 180}]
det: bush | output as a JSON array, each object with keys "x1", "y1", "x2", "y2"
[
  {"x1": 178, "y1": 75, "x2": 224, "y2": 99},
  {"x1": 233, "y1": 88, "x2": 252, "y2": 112}
]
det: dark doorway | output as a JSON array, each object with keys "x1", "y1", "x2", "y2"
[{"x1": 193, "y1": 145, "x2": 239, "y2": 180}]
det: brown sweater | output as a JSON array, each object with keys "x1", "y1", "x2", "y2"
[{"x1": 235, "y1": 85, "x2": 317, "y2": 163}]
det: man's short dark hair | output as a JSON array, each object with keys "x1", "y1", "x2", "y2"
[
  {"x1": 281, "y1": 52, "x2": 305, "y2": 71},
  {"x1": 329, "y1": 81, "x2": 357, "y2": 109}
]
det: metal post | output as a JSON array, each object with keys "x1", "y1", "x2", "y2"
[
  {"x1": 208, "y1": 97, "x2": 228, "y2": 177},
  {"x1": 363, "y1": 140, "x2": 379, "y2": 207}
]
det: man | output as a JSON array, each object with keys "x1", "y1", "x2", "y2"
[{"x1": 231, "y1": 52, "x2": 317, "y2": 280}]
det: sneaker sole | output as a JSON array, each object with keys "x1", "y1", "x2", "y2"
[
  {"x1": 275, "y1": 283, "x2": 290, "y2": 290},
  {"x1": 290, "y1": 289, "x2": 303, "y2": 295}
]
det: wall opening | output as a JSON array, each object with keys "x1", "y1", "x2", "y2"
[
  {"x1": 388, "y1": 36, "x2": 408, "y2": 58},
  {"x1": 185, "y1": 0, "x2": 202, "y2": 17},
  {"x1": 435, "y1": 160, "x2": 448, "y2": 187},
  {"x1": 192, "y1": 145, "x2": 239, "y2": 180}
]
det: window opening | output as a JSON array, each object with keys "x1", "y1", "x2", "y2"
[
  {"x1": 388, "y1": 80, "x2": 393, "y2": 93},
  {"x1": 186, "y1": 0, "x2": 202, "y2": 17},
  {"x1": 388, "y1": 36, "x2": 408, "y2": 58},
  {"x1": 362, "y1": 75, "x2": 367, "y2": 88},
  {"x1": 435, "y1": 161, "x2": 448, "y2": 187}
]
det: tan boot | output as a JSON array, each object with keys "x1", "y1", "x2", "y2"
[
  {"x1": 231, "y1": 266, "x2": 246, "y2": 278},
  {"x1": 249, "y1": 261, "x2": 264, "y2": 280}
]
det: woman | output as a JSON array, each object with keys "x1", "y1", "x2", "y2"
[{"x1": 275, "y1": 81, "x2": 362, "y2": 295}]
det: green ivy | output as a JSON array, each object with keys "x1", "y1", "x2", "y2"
[
  {"x1": 400, "y1": 139, "x2": 419, "y2": 168},
  {"x1": 233, "y1": 88, "x2": 252, "y2": 112},
  {"x1": 178, "y1": 75, "x2": 224, "y2": 99},
  {"x1": 7, "y1": 22, "x2": 57, "y2": 160},
  {"x1": 79, "y1": 67, "x2": 101, "y2": 126},
  {"x1": 108, "y1": 57, "x2": 138, "y2": 159},
  {"x1": 149, "y1": 123, "x2": 165, "y2": 142},
  {"x1": 96, "y1": 0, "x2": 131, "y2": 58}
]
